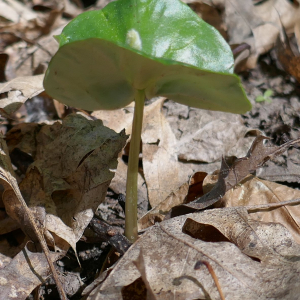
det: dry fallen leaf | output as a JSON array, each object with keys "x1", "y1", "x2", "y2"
[
  {"x1": 109, "y1": 158, "x2": 148, "y2": 219},
  {"x1": 142, "y1": 99, "x2": 179, "y2": 207},
  {"x1": 175, "y1": 109, "x2": 251, "y2": 163},
  {"x1": 218, "y1": 176, "x2": 300, "y2": 244},
  {"x1": 0, "y1": 131, "x2": 67, "y2": 299},
  {"x1": 0, "y1": 0, "x2": 37, "y2": 24},
  {"x1": 276, "y1": 31, "x2": 300, "y2": 83},
  {"x1": 0, "y1": 113, "x2": 127, "y2": 299},
  {"x1": 0, "y1": 74, "x2": 44, "y2": 118},
  {"x1": 84, "y1": 207, "x2": 300, "y2": 300},
  {"x1": 138, "y1": 182, "x2": 189, "y2": 231},
  {"x1": 186, "y1": 0, "x2": 300, "y2": 69},
  {"x1": 169, "y1": 135, "x2": 300, "y2": 214},
  {"x1": 4, "y1": 113, "x2": 128, "y2": 252},
  {"x1": 0, "y1": 246, "x2": 61, "y2": 300},
  {"x1": 94, "y1": 98, "x2": 181, "y2": 208},
  {"x1": 95, "y1": 99, "x2": 254, "y2": 209}
]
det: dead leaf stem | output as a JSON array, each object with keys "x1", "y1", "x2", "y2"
[{"x1": 194, "y1": 260, "x2": 225, "y2": 300}]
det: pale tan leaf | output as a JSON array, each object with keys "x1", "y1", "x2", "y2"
[
  {"x1": 175, "y1": 109, "x2": 253, "y2": 163},
  {"x1": 138, "y1": 182, "x2": 189, "y2": 231},
  {"x1": 109, "y1": 158, "x2": 148, "y2": 219},
  {"x1": 142, "y1": 99, "x2": 179, "y2": 207},
  {"x1": 0, "y1": 0, "x2": 37, "y2": 23},
  {"x1": 0, "y1": 246, "x2": 60, "y2": 300},
  {"x1": 93, "y1": 98, "x2": 182, "y2": 209},
  {"x1": 0, "y1": 75, "x2": 44, "y2": 117},
  {"x1": 219, "y1": 176, "x2": 300, "y2": 244}
]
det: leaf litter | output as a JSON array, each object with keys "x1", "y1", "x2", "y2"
[
  {"x1": 0, "y1": 113, "x2": 127, "y2": 298},
  {"x1": 0, "y1": 0, "x2": 300, "y2": 299},
  {"x1": 84, "y1": 207, "x2": 300, "y2": 300}
]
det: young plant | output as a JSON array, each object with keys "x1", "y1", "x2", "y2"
[
  {"x1": 44, "y1": 0, "x2": 251, "y2": 242},
  {"x1": 255, "y1": 89, "x2": 273, "y2": 103}
]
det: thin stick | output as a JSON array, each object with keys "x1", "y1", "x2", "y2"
[
  {"x1": 245, "y1": 198, "x2": 300, "y2": 212},
  {"x1": 0, "y1": 133, "x2": 68, "y2": 300},
  {"x1": 14, "y1": 187, "x2": 68, "y2": 300},
  {"x1": 195, "y1": 260, "x2": 225, "y2": 300},
  {"x1": 125, "y1": 89, "x2": 145, "y2": 242}
]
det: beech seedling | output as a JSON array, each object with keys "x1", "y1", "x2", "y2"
[{"x1": 44, "y1": 0, "x2": 251, "y2": 242}]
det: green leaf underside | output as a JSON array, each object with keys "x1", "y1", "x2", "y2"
[{"x1": 44, "y1": 0, "x2": 251, "y2": 113}]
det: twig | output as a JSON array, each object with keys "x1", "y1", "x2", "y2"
[
  {"x1": 13, "y1": 188, "x2": 68, "y2": 300},
  {"x1": 194, "y1": 260, "x2": 225, "y2": 300},
  {"x1": 0, "y1": 135, "x2": 67, "y2": 300},
  {"x1": 245, "y1": 198, "x2": 300, "y2": 212}
]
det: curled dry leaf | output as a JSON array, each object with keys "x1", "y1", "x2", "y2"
[
  {"x1": 85, "y1": 207, "x2": 300, "y2": 300},
  {"x1": 276, "y1": 31, "x2": 300, "y2": 83},
  {"x1": 138, "y1": 172, "x2": 207, "y2": 231},
  {"x1": 0, "y1": 74, "x2": 44, "y2": 118},
  {"x1": 138, "y1": 182, "x2": 189, "y2": 231},
  {"x1": 169, "y1": 135, "x2": 300, "y2": 215},
  {"x1": 191, "y1": 0, "x2": 300, "y2": 69}
]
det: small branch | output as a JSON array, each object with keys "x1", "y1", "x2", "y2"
[
  {"x1": 245, "y1": 198, "x2": 300, "y2": 212},
  {"x1": 194, "y1": 260, "x2": 225, "y2": 300},
  {"x1": 0, "y1": 134, "x2": 67, "y2": 300},
  {"x1": 13, "y1": 188, "x2": 68, "y2": 300}
]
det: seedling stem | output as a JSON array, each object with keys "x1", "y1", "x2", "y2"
[{"x1": 125, "y1": 89, "x2": 145, "y2": 242}]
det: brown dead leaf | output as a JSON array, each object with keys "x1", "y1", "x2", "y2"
[
  {"x1": 170, "y1": 135, "x2": 300, "y2": 214},
  {"x1": 0, "y1": 213, "x2": 19, "y2": 235},
  {"x1": 0, "y1": 131, "x2": 67, "y2": 299},
  {"x1": 0, "y1": 113, "x2": 126, "y2": 299},
  {"x1": 94, "y1": 98, "x2": 181, "y2": 208},
  {"x1": 4, "y1": 113, "x2": 128, "y2": 253},
  {"x1": 138, "y1": 182, "x2": 189, "y2": 231},
  {"x1": 85, "y1": 207, "x2": 300, "y2": 300},
  {"x1": 0, "y1": 246, "x2": 61, "y2": 300},
  {"x1": 142, "y1": 99, "x2": 179, "y2": 207},
  {"x1": 5, "y1": 122, "x2": 40, "y2": 157},
  {"x1": 219, "y1": 176, "x2": 300, "y2": 244},
  {"x1": 176, "y1": 110, "x2": 251, "y2": 163},
  {"x1": 0, "y1": 75, "x2": 44, "y2": 118},
  {"x1": 195, "y1": 0, "x2": 300, "y2": 69},
  {"x1": 276, "y1": 32, "x2": 300, "y2": 83},
  {"x1": 0, "y1": 53, "x2": 8, "y2": 82}
]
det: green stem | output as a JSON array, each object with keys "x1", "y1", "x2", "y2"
[{"x1": 125, "y1": 89, "x2": 145, "y2": 242}]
